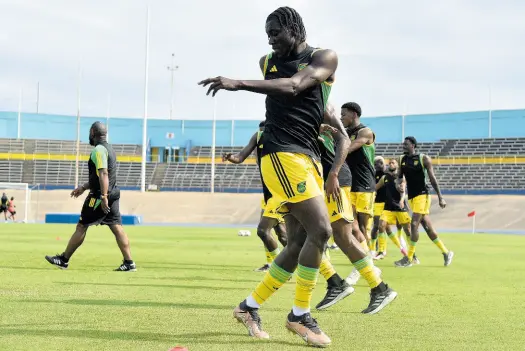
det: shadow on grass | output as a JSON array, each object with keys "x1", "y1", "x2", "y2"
[
  {"x1": 55, "y1": 281, "x2": 246, "y2": 291},
  {"x1": 142, "y1": 262, "x2": 251, "y2": 269},
  {"x1": 0, "y1": 328, "x2": 305, "y2": 347},
  {"x1": 0, "y1": 265, "x2": 56, "y2": 271},
  {"x1": 140, "y1": 276, "x2": 262, "y2": 283},
  {"x1": 17, "y1": 298, "x2": 232, "y2": 310},
  {"x1": 137, "y1": 265, "x2": 249, "y2": 272}
]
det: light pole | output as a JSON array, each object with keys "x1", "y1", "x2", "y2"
[{"x1": 167, "y1": 53, "x2": 179, "y2": 120}]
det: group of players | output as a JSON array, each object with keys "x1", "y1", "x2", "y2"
[
  {"x1": 0, "y1": 192, "x2": 16, "y2": 222},
  {"x1": 201, "y1": 6, "x2": 454, "y2": 347}
]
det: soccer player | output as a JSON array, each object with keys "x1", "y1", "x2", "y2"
[
  {"x1": 200, "y1": 7, "x2": 350, "y2": 346},
  {"x1": 1, "y1": 192, "x2": 8, "y2": 221},
  {"x1": 223, "y1": 121, "x2": 287, "y2": 272},
  {"x1": 395, "y1": 136, "x2": 454, "y2": 267},
  {"x1": 315, "y1": 107, "x2": 397, "y2": 312},
  {"x1": 370, "y1": 156, "x2": 388, "y2": 256},
  {"x1": 341, "y1": 102, "x2": 375, "y2": 246},
  {"x1": 7, "y1": 197, "x2": 16, "y2": 222},
  {"x1": 376, "y1": 159, "x2": 411, "y2": 260},
  {"x1": 45, "y1": 122, "x2": 136, "y2": 272}
]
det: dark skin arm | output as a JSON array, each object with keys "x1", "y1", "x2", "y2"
[
  {"x1": 199, "y1": 49, "x2": 338, "y2": 97},
  {"x1": 98, "y1": 168, "x2": 110, "y2": 213},
  {"x1": 71, "y1": 181, "x2": 90, "y2": 198},
  {"x1": 322, "y1": 103, "x2": 351, "y2": 202},
  {"x1": 348, "y1": 127, "x2": 374, "y2": 154},
  {"x1": 223, "y1": 132, "x2": 258, "y2": 164},
  {"x1": 423, "y1": 155, "x2": 446, "y2": 209},
  {"x1": 375, "y1": 176, "x2": 385, "y2": 191}
]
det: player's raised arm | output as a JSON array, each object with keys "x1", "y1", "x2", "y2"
[
  {"x1": 423, "y1": 154, "x2": 446, "y2": 209},
  {"x1": 223, "y1": 132, "x2": 258, "y2": 164},
  {"x1": 348, "y1": 127, "x2": 374, "y2": 154},
  {"x1": 199, "y1": 49, "x2": 337, "y2": 97}
]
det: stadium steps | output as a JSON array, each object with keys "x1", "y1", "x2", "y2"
[
  {"x1": 23, "y1": 139, "x2": 35, "y2": 154},
  {"x1": 439, "y1": 139, "x2": 458, "y2": 157},
  {"x1": 151, "y1": 163, "x2": 168, "y2": 188},
  {"x1": 22, "y1": 160, "x2": 35, "y2": 184}
]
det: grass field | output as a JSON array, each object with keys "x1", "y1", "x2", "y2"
[{"x1": 1, "y1": 224, "x2": 525, "y2": 351}]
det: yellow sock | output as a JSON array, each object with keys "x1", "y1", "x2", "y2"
[
  {"x1": 294, "y1": 264, "x2": 319, "y2": 310},
  {"x1": 319, "y1": 256, "x2": 336, "y2": 281},
  {"x1": 433, "y1": 238, "x2": 449, "y2": 254},
  {"x1": 264, "y1": 248, "x2": 272, "y2": 264},
  {"x1": 250, "y1": 262, "x2": 292, "y2": 305},
  {"x1": 269, "y1": 248, "x2": 280, "y2": 262},
  {"x1": 388, "y1": 232, "x2": 402, "y2": 249},
  {"x1": 353, "y1": 256, "x2": 381, "y2": 288},
  {"x1": 378, "y1": 232, "x2": 387, "y2": 252},
  {"x1": 408, "y1": 241, "x2": 417, "y2": 261},
  {"x1": 369, "y1": 238, "x2": 377, "y2": 252},
  {"x1": 360, "y1": 240, "x2": 369, "y2": 253}
]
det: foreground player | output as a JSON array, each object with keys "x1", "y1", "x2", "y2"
[
  {"x1": 223, "y1": 121, "x2": 287, "y2": 272},
  {"x1": 200, "y1": 7, "x2": 346, "y2": 347},
  {"x1": 315, "y1": 110, "x2": 397, "y2": 312},
  {"x1": 45, "y1": 122, "x2": 136, "y2": 272},
  {"x1": 1, "y1": 192, "x2": 8, "y2": 221},
  {"x1": 395, "y1": 137, "x2": 454, "y2": 267}
]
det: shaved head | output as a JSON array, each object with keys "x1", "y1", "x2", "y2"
[{"x1": 89, "y1": 121, "x2": 107, "y2": 145}]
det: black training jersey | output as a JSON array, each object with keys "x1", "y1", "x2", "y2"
[
  {"x1": 384, "y1": 173, "x2": 407, "y2": 212},
  {"x1": 1, "y1": 195, "x2": 7, "y2": 206},
  {"x1": 400, "y1": 153, "x2": 429, "y2": 199},
  {"x1": 346, "y1": 124, "x2": 376, "y2": 192},
  {"x1": 374, "y1": 170, "x2": 386, "y2": 203},
  {"x1": 261, "y1": 46, "x2": 333, "y2": 160},
  {"x1": 88, "y1": 141, "x2": 118, "y2": 197},
  {"x1": 318, "y1": 132, "x2": 352, "y2": 187}
]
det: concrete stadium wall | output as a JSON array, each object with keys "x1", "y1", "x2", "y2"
[
  {"x1": 1, "y1": 109, "x2": 525, "y2": 147},
  {"x1": 5, "y1": 189, "x2": 524, "y2": 233}
]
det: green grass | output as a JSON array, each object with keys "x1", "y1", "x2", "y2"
[{"x1": 1, "y1": 224, "x2": 524, "y2": 351}]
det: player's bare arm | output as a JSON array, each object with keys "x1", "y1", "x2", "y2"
[
  {"x1": 71, "y1": 181, "x2": 90, "y2": 198},
  {"x1": 397, "y1": 178, "x2": 406, "y2": 209},
  {"x1": 375, "y1": 176, "x2": 385, "y2": 191},
  {"x1": 347, "y1": 127, "x2": 373, "y2": 154},
  {"x1": 198, "y1": 49, "x2": 338, "y2": 97},
  {"x1": 98, "y1": 168, "x2": 110, "y2": 214},
  {"x1": 423, "y1": 155, "x2": 446, "y2": 209},
  {"x1": 223, "y1": 132, "x2": 258, "y2": 164}
]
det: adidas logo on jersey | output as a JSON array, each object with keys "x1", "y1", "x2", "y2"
[
  {"x1": 269, "y1": 65, "x2": 277, "y2": 72},
  {"x1": 332, "y1": 211, "x2": 337, "y2": 216}
]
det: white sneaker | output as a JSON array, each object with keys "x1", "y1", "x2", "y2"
[{"x1": 345, "y1": 268, "x2": 361, "y2": 285}]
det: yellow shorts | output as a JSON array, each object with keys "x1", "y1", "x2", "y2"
[
  {"x1": 350, "y1": 191, "x2": 374, "y2": 216},
  {"x1": 261, "y1": 152, "x2": 324, "y2": 214},
  {"x1": 326, "y1": 186, "x2": 354, "y2": 223},
  {"x1": 260, "y1": 199, "x2": 285, "y2": 223},
  {"x1": 409, "y1": 194, "x2": 431, "y2": 215},
  {"x1": 381, "y1": 210, "x2": 411, "y2": 225},
  {"x1": 373, "y1": 202, "x2": 385, "y2": 218}
]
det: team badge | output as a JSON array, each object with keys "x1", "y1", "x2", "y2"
[
  {"x1": 298, "y1": 63, "x2": 308, "y2": 71},
  {"x1": 297, "y1": 181, "x2": 307, "y2": 193}
]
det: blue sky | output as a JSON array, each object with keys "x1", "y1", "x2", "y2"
[{"x1": 1, "y1": 0, "x2": 524, "y2": 119}]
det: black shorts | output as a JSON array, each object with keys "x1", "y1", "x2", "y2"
[
  {"x1": 79, "y1": 193, "x2": 122, "y2": 227},
  {"x1": 0, "y1": 205, "x2": 6, "y2": 213}
]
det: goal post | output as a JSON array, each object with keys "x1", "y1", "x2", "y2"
[{"x1": 0, "y1": 182, "x2": 36, "y2": 223}]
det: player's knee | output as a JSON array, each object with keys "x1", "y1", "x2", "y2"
[
  {"x1": 256, "y1": 225, "x2": 271, "y2": 240},
  {"x1": 310, "y1": 224, "x2": 332, "y2": 251}
]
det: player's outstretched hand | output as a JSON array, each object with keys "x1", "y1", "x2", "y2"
[
  {"x1": 223, "y1": 153, "x2": 241, "y2": 164},
  {"x1": 319, "y1": 124, "x2": 339, "y2": 135},
  {"x1": 70, "y1": 186, "x2": 85, "y2": 198},
  {"x1": 438, "y1": 197, "x2": 447, "y2": 209},
  {"x1": 198, "y1": 76, "x2": 240, "y2": 96}
]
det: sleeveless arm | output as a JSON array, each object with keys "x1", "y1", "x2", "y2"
[
  {"x1": 423, "y1": 154, "x2": 443, "y2": 199},
  {"x1": 348, "y1": 127, "x2": 373, "y2": 154},
  {"x1": 223, "y1": 132, "x2": 258, "y2": 164},
  {"x1": 238, "y1": 49, "x2": 338, "y2": 96},
  {"x1": 259, "y1": 55, "x2": 267, "y2": 78},
  {"x1": 375, "y1": 175, "x2": 385, "y2": 191}
]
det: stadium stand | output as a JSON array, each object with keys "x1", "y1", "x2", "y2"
[
  {"x1": 31, "y1": 160, "x2": 157, "y2": 188},
  {"x1": 1, "y1": 137, "x2": 525, "y2": 192}
]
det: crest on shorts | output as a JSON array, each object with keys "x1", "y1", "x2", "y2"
[
  {"x1": 414, "y1": 160, "x2": 419, "y2": 166},
  {"x1": 297, "y1": 181, "x2": 307, "y2": 194},
  {"x1": 297, "y1": 63, "x2": 308, "y2": 71}
]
